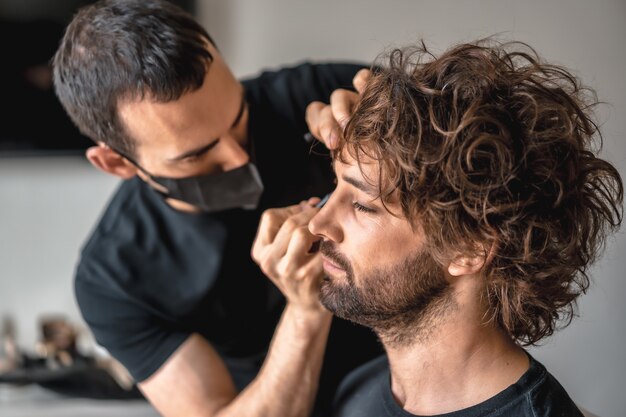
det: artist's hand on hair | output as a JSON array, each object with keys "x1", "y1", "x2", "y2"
[
  {"x1": 252, "y1": 199, "x2": 327, "y2": 314},
  {"x1": 305, "y1": 68, "x2": 371, "y2": 149}
]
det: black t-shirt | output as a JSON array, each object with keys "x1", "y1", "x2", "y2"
[
  {"x1": 332, "y1": 354, "x2": 584, "y2": 417},
  {"x1": 74, "y1": 62, "x2": 382, "y2": 399}
]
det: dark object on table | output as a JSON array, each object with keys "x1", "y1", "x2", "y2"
[{"x1": 0, "y1": 316, "x2": 143, "y2": 400}]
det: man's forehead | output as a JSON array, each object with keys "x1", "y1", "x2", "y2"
[
  {"x1": 332, "y1": 150, "x2": 379, "y2": 179},
  {"x1": 332, "y1": 152, "x2": 382, "y2": 198},
  {"x1": 332, "y1": 150, "x2": 405, "y2": 207}
]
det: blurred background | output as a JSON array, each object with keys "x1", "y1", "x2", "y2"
[{"x1": 0, "y1": 0, "x2": 624, "y2": 416}]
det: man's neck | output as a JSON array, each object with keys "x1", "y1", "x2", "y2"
[{"x1": 383, "y1": 291, "x2": 529, "y2": 415}]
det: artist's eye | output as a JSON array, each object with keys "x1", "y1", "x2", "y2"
[
  {"x1": 182, "y1": 154, "x2": 201, "y2": 163},
  {"x1": 352, "y1": 201, "x2": 376, "y2": 214}
]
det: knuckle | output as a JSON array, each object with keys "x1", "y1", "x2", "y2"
[
  {"x1": 294, "y1": 269, "x2": 307, "y2": 281},
  {"x1": 306, "y1": 101, "x2": 324, "y2": 115},
  {"x1": 283, "y1": 217, "x2": 299, "y2": 231},
  {"x1": 260, "y1": 209, "x2": 274, "y2": 224},
  {"x1": 355, "y1": 68, "x2": 370, "y2": 78},
  {"x1": 318, "y1": 119, "x2": 335, "y2": 136},
  {"x1": 260, "y1": 258, "x2": 277, "y2": 279},
  {"x1": 355, "y1": 68, "x2": 371, "y2": 82},
  {"x1": 330, "y1": 88, "x2": 349, "y2": 102},
  {"x1": 320, "y1": 104, "x2": 333, "y2": 116},
  {"x1": 293, "y1": 226, "x2": 310, "y2": 242},
  {"x1": 276, "y1": 263, "x2": 290, "y2": 281},
  {"x1": 251, "y1": 246, "x2": 260, "y2": 263}
]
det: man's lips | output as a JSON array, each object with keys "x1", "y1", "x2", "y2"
[{"x1": 321, "y1": 255, "x2": 345, "y2": 273}]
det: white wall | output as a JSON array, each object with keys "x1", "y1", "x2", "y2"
[
  {"x1": 0, "y1": 158, "x2": 119, "y2": 353},
  {"x1": 0, "y1": 1, "x2": 623, "y2": 416},
  {"x1": 198, "y1": 1, "x2": 626, "y2": 416}
]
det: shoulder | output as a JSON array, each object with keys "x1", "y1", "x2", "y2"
[
  {"x1": 75, "y1": 176, "x2": 226, "y2": 305},
  {"x1": 80, "y1": 177, "x2": 149, "y2": 249},
  {"x1": 74, "y1": 178, "x2": 155, "y2": 321},
  {"x1": 332, "y1": 355, "x2": 389, "y2": 417},
  {"x1": 243, "y1": 61, "x2": 367, "y2": 93},
  {"x1": 76, "y1": 178, "x2": 153, "y2": 288},
  {"x1": 243, "y1": 61, "x2": 367, "y2": 124},
  {"x1": 525, "y1": 359, "x2": 584, "y2": 417},
  {"x1": 505, "y1": 355, "x2": 584, "y2": 417}
]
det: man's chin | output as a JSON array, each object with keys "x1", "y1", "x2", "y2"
[
  {"x1": 319, "y1": 279, "x2": 363, "y2": 324},
  {"x1": 319, "y1": 279, "x2": 341, "y2": 313}
]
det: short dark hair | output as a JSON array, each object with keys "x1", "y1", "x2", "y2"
[
  {"x1": 337, "y1": 39, "x2": 624, "y2": 345},
  {"x1": 52, "y1": 0, "x2": 214, "y2": 157}
]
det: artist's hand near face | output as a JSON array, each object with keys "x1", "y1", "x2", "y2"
[
  {"x1": 252, "y1": 199, "x2": 328, "y2": 314},
  {"x1": 305, "y1": 68, "x2": 371, "y2": 149}
]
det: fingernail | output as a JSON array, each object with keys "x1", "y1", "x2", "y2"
[
  {"x1": 328, "y1": 133, "x2": 337, "y2": 148},
  {"x1": 315, "y1": 193, "x2": 331, "y2": 208}
]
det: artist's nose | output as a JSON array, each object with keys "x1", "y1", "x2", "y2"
[{"x1": 220, "y1": 135, "x2": 249, "y2": 172}]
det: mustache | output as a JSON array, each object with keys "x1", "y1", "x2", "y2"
[{"x1": 319, "y1": 241, "x2": 352, "y2": 272}]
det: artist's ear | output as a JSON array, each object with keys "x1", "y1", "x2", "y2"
[{"x1": 86, "y1": 143, "x2": 137, "y2": 179}]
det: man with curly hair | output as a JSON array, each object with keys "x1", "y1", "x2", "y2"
[{"x1": 279, "y1": 40, "x2": 622, "y2": 416}]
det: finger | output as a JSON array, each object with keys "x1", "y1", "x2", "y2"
[
  {"x1": 295, "y1": 254, "x2": 324, "y2": 290},
  {"x1": 252, "y1": 205, "x2": 303, "y2": 261},
  {"x1": 276, "y1": 252, "x2": 323, "y2": 294},
  {"x1": 304, "y1": 255, "x2": 324, "y2": 288},
  {"x1": 274, "y1": 253, "x2": 324, "y2": 309},
  {"x1": 283, "y1": 224, "x2": 320, "y2": 271},
  {"x1": 265, "y1": 209, "x2": 319, "y2": 281},
  {"x1": 260, "y1": 205, "x2": 303, "y2": 244},
  {"x1": 353, "y1": 68, "x2": 372, "y2": 94},
  {"x1": 330, "y1": 88, "x2": 358, "y2": 130},
  {"x1": 270, "y1": 207, "x2": 319, "y2": 260},
  {"x1": 317, "y1": 105, "x2": 341, "y2": 149},
  {"x1": 305, "y1": 101, "x2": 326, "y2": 141},
  {"x1": 307, "y1": 196, "x2": 321, "y2": 206}
]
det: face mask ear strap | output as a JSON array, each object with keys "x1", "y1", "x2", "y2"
[
  {"x1": 106, "y1": 144, "x2": 155, "y2": 179},
  {"x1": 105, "y1": 143, "x2": 172, "y2": 195}
]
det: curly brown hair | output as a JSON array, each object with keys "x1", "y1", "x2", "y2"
[{"x1": 336, "y1": 39, "x2": 624, "y2": 345}]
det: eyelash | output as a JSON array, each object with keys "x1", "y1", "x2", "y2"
[
  {"x1": 352, "y1": 201, "x2": 376, "y2": 214},
  {"x1": 183, "y1": 154, "x2": 201, "y2": 163}
]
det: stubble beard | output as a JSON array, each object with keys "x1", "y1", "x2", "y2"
[{"x1": 319, "y1": 241, "x2": 456, "y2": 348}]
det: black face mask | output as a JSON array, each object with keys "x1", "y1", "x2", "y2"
[
  {"x1": 115, "y1": 148, "x2": 264, "y2": 213},
  {"x1": 149, "y1": 162, "x2": 264, "y2": 212}
]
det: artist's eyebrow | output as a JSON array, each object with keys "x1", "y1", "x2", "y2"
[
  {"x1": 341, "y1": 174, "x2": 379, "y2": 198},
  {"x1": 168, "y1": 92, "x2": 247, "y2": 162},
  {"x1": 169, "y1": 139, "x2": 221, "y2": 162}
]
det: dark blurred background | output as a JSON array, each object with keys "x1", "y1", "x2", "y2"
[{"x1": 0, "y1": 0, "x2": 195, "y2": 156}]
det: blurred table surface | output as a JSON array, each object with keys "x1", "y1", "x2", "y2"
[{"x1": 0, "y1": 384, "x2": 160, "y2": 417}]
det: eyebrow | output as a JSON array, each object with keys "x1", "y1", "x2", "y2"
[
  {"x1": 341, "y1": 174, "x2": 379, "y2": 198},
  {"x1": 168, "y1": 92, "x2": 247, "y2": 162}
]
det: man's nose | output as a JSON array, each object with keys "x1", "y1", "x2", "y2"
[
  {"x1": 309, "y1": 197, "x2": 343, "y2": 243},
  {"x1": 220, "y1": 135, "x2": 249, "y2": 171}
]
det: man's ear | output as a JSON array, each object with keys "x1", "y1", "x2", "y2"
[
  {"x1": 447, "y1": 253, "x2": 485, "y2": 277},
  {"x1": 447, "y1": 240, "x2": 498, "y2": 277},
  {"x1": 86, "y1": 143, "x2": 137, "y2": 179}
]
